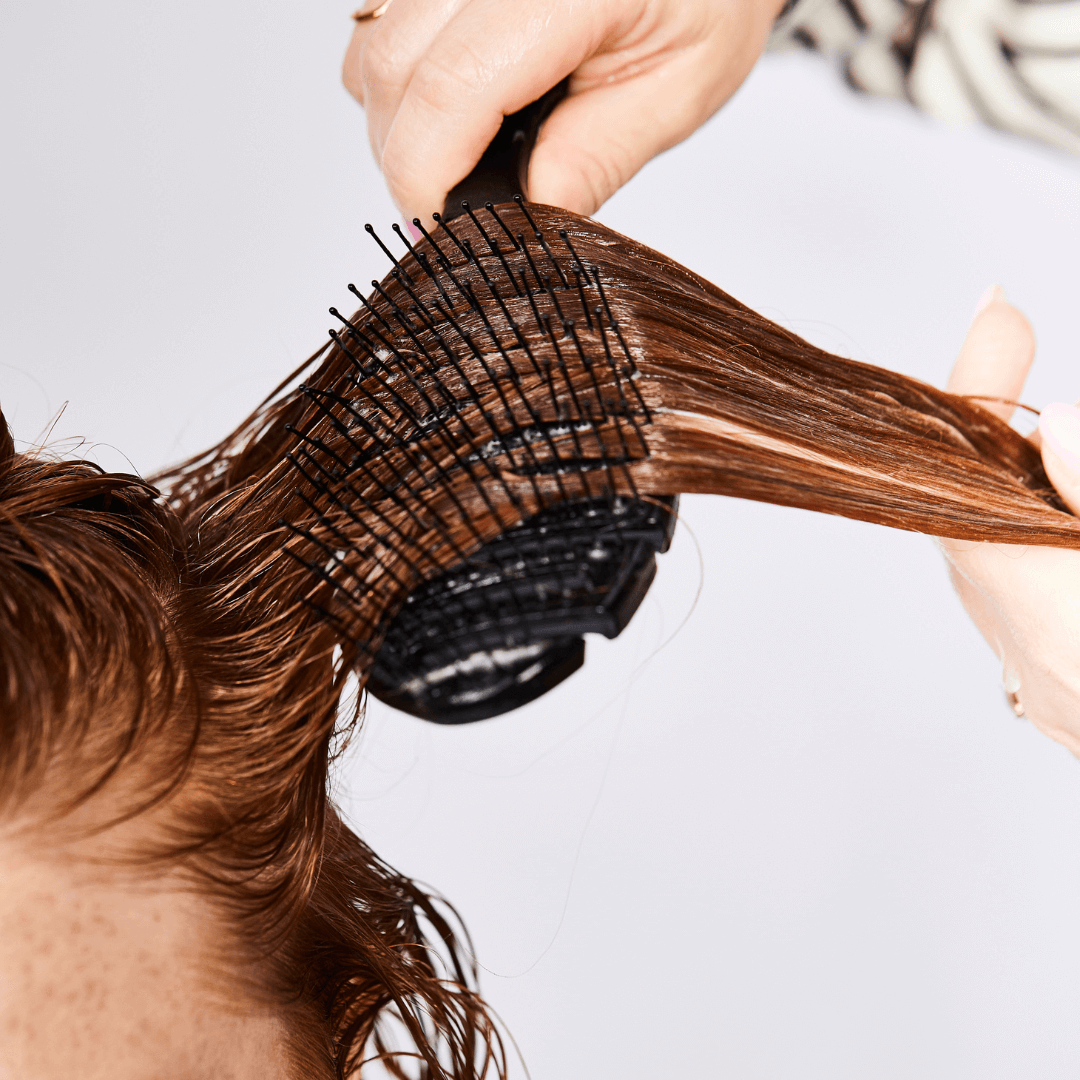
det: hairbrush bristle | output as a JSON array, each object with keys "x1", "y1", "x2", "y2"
[
  {"x1": 152, "y1": 198, "x2": 1080, "y2": 728},
  {"x1": 276, "y1": 202, "x2": 666, "y2": 718}
]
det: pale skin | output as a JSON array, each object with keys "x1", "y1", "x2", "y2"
[
  {"x1": 342, "y1": 0, "x2": 789, "y2": 222},
  {"x1": 344, "y1": 1, "x2": 1080, "y2": 747},
  {"x1": 0, "y1": 824, "x2": 291, "y2": 1080}
]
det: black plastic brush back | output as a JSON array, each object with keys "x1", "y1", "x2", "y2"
[
  {"x1": 365, "y1": 83, "x2": 676, "y2": 724},
  {"x1": 368, "y1": 494, "x2": 678, "y2": 724}
]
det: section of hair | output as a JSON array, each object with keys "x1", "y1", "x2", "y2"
[
  {"x1": 0, "y1": 418, "x2": 187, "y2": 823},
  {"x1": 280, "y1": 809, "x2": 504, "y2": 1079},
  {"x1": 0, "y1": 409, "x2": 505, "y2": 1080},
  {"x1": 158, "y1": 201, "x2": 1077, "y2": 693}
]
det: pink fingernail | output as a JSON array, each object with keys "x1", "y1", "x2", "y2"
[
  {"x1": 1039, "y1": 402, "x2": 1080, "y2": 475},
  {"x1": 404, "y1": 219, "x2": 423, "y2": 243},
  {"x1": 974, "y1": 284, "x2": 1005, "y2": 319}
]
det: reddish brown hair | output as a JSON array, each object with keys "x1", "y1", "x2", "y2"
[
  {"x1": 2, "y1": 201, "x2": 1075, "y2": 1079},
  {"x1": 164, "y1": 202, "x2": 1076, "y2": 662},
  {"x1": 0, "y1": 416, "x2": 505, "y2": 1077}
]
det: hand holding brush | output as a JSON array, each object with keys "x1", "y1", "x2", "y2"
[
  {"x1": 343, "y1": 0, "x2": 786, "y2": 220},
  {"x1": 337, "y1": 1, "x2": 1080, "y2": 747}
]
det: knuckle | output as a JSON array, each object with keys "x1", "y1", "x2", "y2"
[
  {"x1": 361, "y1": 32, "x2": 410, "y2": 92},
  {"x1": 580, "y1": 143, "x2": 635, "y2": 205},
  {"x1": 380, "y1": 142, "x2": 430, "y2": 213},
  {"x1": 341, "y1": 34, "x2": 366, "y2": 102},
  {"x1": 410, "y1": 46, "x2": 487, "y2": 112},
  {"x1": 378, "y1": 136, "x2": 410, "y2": 184},
  {"x1": 342, "y1": 61, "x2": 365, "y2": 104}
]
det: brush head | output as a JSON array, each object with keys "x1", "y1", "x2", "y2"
[
  {"x1": 279, "y1": 200, "x2": 672, "y2": 722},
  {"x1": 367, "y1": 493, "x2": 677, "y2": 723}
]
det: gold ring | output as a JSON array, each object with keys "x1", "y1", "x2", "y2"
[{"x1": 353, "y1": 0, "x2": 394, "y2": 20}]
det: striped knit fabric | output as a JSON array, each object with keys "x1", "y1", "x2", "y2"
[{"x1": 770, "y1": 0, "x2": 1080, "y2": 153}]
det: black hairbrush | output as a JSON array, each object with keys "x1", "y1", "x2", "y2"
[
  {"x1": 210, "y1": 96, "x2": 1072, "y2": 736},
  {"x1": 360, "y1": 83, "x2": 677, "y2": 723},
  {"x1": 169, "y1": 71, "x2": 1080, "y2": 742}
]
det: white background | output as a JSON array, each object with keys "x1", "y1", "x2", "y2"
[{"x1": 3, "y1": 3, "x2": 1080, "y2": 1077}]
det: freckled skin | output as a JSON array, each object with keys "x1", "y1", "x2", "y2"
[{"x1": 0, "y1": 846, "x2": 290, "y2": 1080}]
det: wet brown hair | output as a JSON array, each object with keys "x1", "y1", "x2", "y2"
[
  {"x1": 0, "y1": 429, "x2": 504, "y2": 1075},
  {"x1": 167, "y1": 202, "x2": 1077, "y2": 660},
  {"x1": 2, "y1": 201, "x2": 1076, "y2": 1079}
]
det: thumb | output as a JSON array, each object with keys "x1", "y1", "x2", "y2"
[
  {"x1": 1039, "y1": 403, "x2": 1080, "y2": 517},
  {"x1": 527, "y1": 37, "x2": 761, "y2": 216}
]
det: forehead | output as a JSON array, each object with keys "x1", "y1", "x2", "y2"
[{"x1": 0, "y1": 850, "x2": 289, "y2": 1080}]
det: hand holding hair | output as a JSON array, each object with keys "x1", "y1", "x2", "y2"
[
  {"x1": 941, "y1": 289, "x2": 1080, "y2": 755},
  {"x1": 342, "y1": 0, "x2": 786, "y2": 221}
]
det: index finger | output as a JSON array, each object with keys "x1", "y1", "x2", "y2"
[
  {"x1": 376, "y1": 0, "x2": 632, "y2": 220},
  {"x1": 344, "y1": 0, "x2": 467, "y2": 127},
  {"x1": 945, "y1": 286, "x2": 1036, "y2": 422}
]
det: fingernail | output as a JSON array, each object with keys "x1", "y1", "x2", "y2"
[
  {"x1": 403, "y1": 219, "x2": 422, "y2": 243},
  {"x1": 974, "y1": 284, "x2": 1005, "y2": 319},
  {"x1": 1039, "y1": 402, "x2": 1080, "y2": 475},
  {"x1": 1002, "y1": 665, "x2": 1025, "y2": 716},
  {"x1": 1002, "y1": 668, "x2": 1022, "y2": 694}
]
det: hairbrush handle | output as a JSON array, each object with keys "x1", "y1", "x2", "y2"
[{"x1": 441, "y1": 79, "x2": 569, "y2": 222}]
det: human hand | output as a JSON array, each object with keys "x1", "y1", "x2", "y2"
[
  {"x1": 342, "y1": 0, "x2": 786, "y2": 223},
  {"x1": 941, "y1": 287, "x2": 1080, "y2": 756}
]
